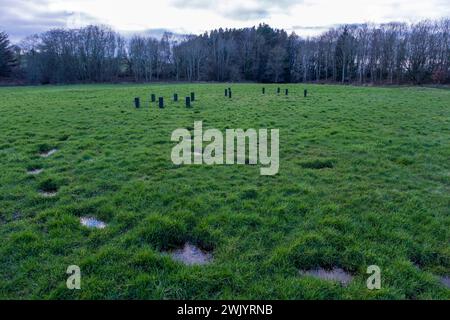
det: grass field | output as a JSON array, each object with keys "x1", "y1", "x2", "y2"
[{"x1": 0, "y1": 83, "x2": 449, "y2": 299}]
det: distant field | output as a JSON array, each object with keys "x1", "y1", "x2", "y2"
[{"x1": 0, "y1": 83, "x2": 449, "y2": 299}]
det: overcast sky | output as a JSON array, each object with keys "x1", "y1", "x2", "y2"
[{"x1": 1, "y1": 0, "x2": 449, "y2": 42}]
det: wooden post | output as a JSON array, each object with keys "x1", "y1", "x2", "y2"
[
  {"x1": 304, "y1": 89, "x2": 308, "y2": 98},
  {"x1": 174, "y1": 93, "x2": 178, "y2": 102},
  {"x1": 262, "y1": 87, "x2": 265, "y2": 94},
  {"x1": 191, "y1": 92, "x2": 195, "y2": 101},
  {"x1": 159, "y1": 97, "x2": 164, "y2": 108},
  {"x1": 186, "y1": 97, "x2": 191, "y2": 108},
  {"x1": 285, "y1": 89, "x2": 289, "y2": 96},
  {"x1": 151, "y1": 94, "x2": 156, "y2": 102},
  {"x1": 134, "y1": 97, "x2": 140, "y2": 108},
  {"x1": 277, "y1": 87, "x2": 280, "y2": 94},
  {"x1": 228, "y1": 90, "x2": 232, "y2": 98}
]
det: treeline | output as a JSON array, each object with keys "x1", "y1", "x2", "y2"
[{"x1": 1, "y1": 19, "x2": 449, "y2": 84}]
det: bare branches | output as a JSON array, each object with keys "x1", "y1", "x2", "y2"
[{"x1": 9, "y1": 19, "x2": 450, "y2": 84}]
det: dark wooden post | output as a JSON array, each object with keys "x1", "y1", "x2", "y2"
[
  {"x1": 159, "y1": 97, "x2": 164, "y2": 108},
  {"x1": 277, "y1": 87, "x2": 280, "y2": 94},
  {"x1": 228, "y1": 90, "x2": 232, "y2": 98},
  {"x1": 191, "y1": 92, "x2": 195, "y2": 101},
  {"x1": 174, "y1": 93, "x2": 178, "y2": 102},
  {"x1": 304, "y1": 89, "x2": 308, "y2": 98},
  {"x1": 285, "y1": 89, "x2": 289, "y2": 96},
  {"x1": 186, "y1": 97, "x2": 191, "y2": 108},
  {"x1": 262, "y1": 87, "x2": 265, "y2": 94},
  {"x1": 151, "y1": 94, "x2": 156, "y2": 102},
  {"x1": 134, "y1": 97, "x2": 140, "y2": 108}
]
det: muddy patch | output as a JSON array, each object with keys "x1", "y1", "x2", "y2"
[
  {"x1": 169, "y1": 243, "x2": 213, "y2": 266},
  {"x1": 27, "y1": 168, "x2": 43, "y2": 175},
  {"x1": 440, "y1": 276, "x2": 450, "y2": 289},
  {"x1": 300, "y1": 267, "x2": 353, "y2": 286},
  {"x1": 80, "y1": 217, "x2": 107, "y2": 229},
  {"x1": 40, "y1": 149, "x2": 58, "y2": 158}
]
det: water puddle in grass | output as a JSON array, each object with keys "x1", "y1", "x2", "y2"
[
  {"x1": 27, "y1": 168, "x2": 43, "y2": 175},
  {"x1": 40, "y1": 149, "x2": 58, "y2": 158},
  {"x1": 39, "y1": 191, "x2": 57, "y2": 198},
  {"x1": 80, "y1": 217, "x2": 107, "y2": 229},
  {"x1": 440, "y1": 276, "x2": 450, "y2": 288},
  {"x1": 300, "y1": 267, "x2": 353, "y2": 286},
  {"x1": 170, "y1": 243, "x2": 213, "y2": 266}
]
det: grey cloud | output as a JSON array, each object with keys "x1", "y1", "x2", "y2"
[
  {"x1": 0, "y1": 0, "x2": 98, "y2": 42},
  {"x1": 170, "y1": 0, "x2": 303, "y2": 21},
  {"x1": 170, "y1": 0, "x2": 214, "y2": 9},
  {"x1": 292, "y1": 25, "x2": 331, "y2": 31},
  {"x1": 382, "y1": 0, "x2": 450, "y2": 22},
  {"x1": 171, "y1": 0, "x2": 302, "y2": 9},
  {"x1": 223, "y1": 7, "x2": 270, "y2": 21}
]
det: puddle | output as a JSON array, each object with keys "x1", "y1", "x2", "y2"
[
  {"x1": 40, "y1": 149, "x2": 57, "y2": 157},
  {"x1": 80, "y1": 217, "x2": 107, "y2": 229},
  {"x1": 39, "y1": 191, "x2": 57, "y2": 198},
  {"x1": 300, "y1": 267, "x2": 353, "y2": 286},
  {"x1": 27, "y1": 168, "x2": 43, "y2": 175},
  {"x1": 170, "y1": 243, "x2": 213, "y2": 266},
  {"x1": 440, "y1": 276, "x2": 450, "y2": 289}
]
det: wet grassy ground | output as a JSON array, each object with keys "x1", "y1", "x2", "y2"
[{"x1": 0, "y1": 83, "x2": 449, "y2": 299}]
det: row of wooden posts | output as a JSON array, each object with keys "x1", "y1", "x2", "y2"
[
  {"x1": 135, "y1": 87, "x2": 309, "y2": 108},
  {"x1": 134, "y1": 92, "x2": 196, "y2": 109},
  {"x1": 224, "y1": 87, "x2": 308, "y2": 97},
  {"x1": 262, "y1": 87, "x2": 308, "y2": 97}
]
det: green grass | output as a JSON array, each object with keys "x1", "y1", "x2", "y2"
[{"x1": 0, "y1": 83, "x2": 449, "y2": 299}]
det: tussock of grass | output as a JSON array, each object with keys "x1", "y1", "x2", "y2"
[
  {"x1": 241, "y1": 188, "x2": 258, "y2": 199},
  {"x1": 38, "y1": 178, "x2": 59, "y2": 193},
  {"x1": 300, "y1": 159, "x2": 334, "y2": 169},
  {"x1": 392, "y1": 157, "x2": 414, "y2": 166},
  {"x1": 131, "y1": 215, "x2": 188, "y2": 250},
  {"x1": 37, "y1": 143, "x2": 55, "y2": 153}
]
